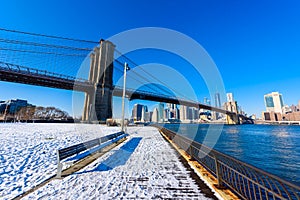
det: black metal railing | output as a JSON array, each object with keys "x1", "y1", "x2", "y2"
[
  {"x1": 153, "y1": 125, "x2": 300, "y2": 200},
  {"x1": 0, "y1": 61, "x2": 89, "y2": 82}
]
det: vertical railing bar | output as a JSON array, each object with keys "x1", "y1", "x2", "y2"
[
  {"x1": 226, "y1": 165, "x2": 233, "y2": 187},
  {"x1": 264, "y1": 176, "x2": 275, "y2": 197},
  {"x1": 258, "y1": 175, "x2": 268, "y2": 197},
  {"x1": 279, "y1": 183, "x2": 292, "y2": 200},
  {"x1": 251, "y1": 170, "x2": 263, "y2": 200},
  {"x1": 237, "y1": 174, "x2": 243, "y2": 195},
  {"x1": 237, "y1": 163, "x2": 251, "y2": 198},
  {"x1": 265, "y1": 187, "x2": 270, "y2": 200},
  {"x1": 251, "y1": 180, "x2": 258, "y2": 200},
  {"x1": 270, "y1": 178, "x2": 282, "y2": 197},
  {"x1": 290, "y1": 187, "x2": 299, "y2": 199},
  {"x1": 232, "y1": 170, "x2": 238, "y2": 193},
  {"x1": 266, "y1": 177, "x2": 276, "y2": 197},
  {"x1": 241, "y1": 173, "x2": 249, "y2": 199}
]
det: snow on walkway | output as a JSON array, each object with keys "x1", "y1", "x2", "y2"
[
  {"x1": 0, "y1": 123, "x2": 120, "y2": 199},
  {"x1": 23, "y1": 126, "x2": 212, "y2": 199}
]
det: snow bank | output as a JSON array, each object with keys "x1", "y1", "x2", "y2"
[{"x1": 0, "y1": 123, "x2": 120, "y2": 199}]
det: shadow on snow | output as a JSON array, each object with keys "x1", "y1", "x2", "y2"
[{"x1": 78, "y1": 137, "x2": 142, "y2": 174}]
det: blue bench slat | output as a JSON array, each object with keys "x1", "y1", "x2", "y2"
[{"x1": 58, "y1": 131, "x2": 125, "y2": 161}]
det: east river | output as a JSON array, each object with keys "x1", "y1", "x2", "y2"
[{"x1": 163, "y1": 124, "x2": 300, "y2": 186}]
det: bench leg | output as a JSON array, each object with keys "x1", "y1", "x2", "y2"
[{"x1": 57, "y1": 162, "x2": 63, "y2": 178}]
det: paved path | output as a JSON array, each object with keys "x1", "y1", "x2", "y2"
[{"x1": 23, "y1": 127, "x2": 216, "y2": 199}]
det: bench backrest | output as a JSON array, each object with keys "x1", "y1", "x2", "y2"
[{"x1": 58, "y1": 131, "x2": 124, "y2": 161}]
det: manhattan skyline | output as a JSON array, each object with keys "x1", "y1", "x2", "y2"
[{"x1": 1, "y1": 0, "x2": 300, "y2": 118}]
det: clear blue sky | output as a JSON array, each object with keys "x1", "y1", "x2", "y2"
[{"x1": 1, "y1": 0, "x2": 300, "y2": 118}]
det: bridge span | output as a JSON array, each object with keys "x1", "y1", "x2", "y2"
[
  {"x1": 0, "y1": 39, "x2": 247, "y2": 124},
  {"x1": 0, "y1": 61, "x2": 239, "y2": 112}
]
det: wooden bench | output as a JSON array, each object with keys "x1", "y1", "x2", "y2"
[{"x1": 56, "y1": 131, "x2": 125, "y2": 178}]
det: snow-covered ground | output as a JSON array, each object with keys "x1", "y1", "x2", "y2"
[
  {"x1": 1, "y1": 123, "x2": 213, "y2": 199},
  {"x1": 0, "y1": 123, "x2": 120, "y2": 199}
]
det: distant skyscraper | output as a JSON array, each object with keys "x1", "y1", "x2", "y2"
[
  {"x1": 179, "y1": 105, "x2": 187, "y2": 121},
  {"x1": 193, "y1": 108, "x2": 199, "y2": 120},
  {"x1": 180, "y1": 105, "x2": 192, "y2": 121},
  {"x1": 204, "y1": 97, "x2": 208, "y2": 105},
  {"x1": 132, "y1": 104, "x2": 144, "y2": 121},
  {"x1": 207, "y1": 100, "x2": 211, "y2": 105},
  {"x1": 166, "y1": 103, "x2": 175, "y2": 110},
  {"x1": 174, "y1": 107, "x2": 179, "y2": 119},
  {"x1": 204, "y1": 98, "x2": 211, "y2": 106},
  {"x1": 141, "y1": 108, "x2": 145, "y2": 122},
  {"x1": 215, "y1": 93, "x2": 221, "y2": 108},
  {"x1": 214, "y1": 93, "x2": 222, "y2": 120},
  {"x1": 152, "y1": 108, "x2": 159, "y2": 122},
  {"x1": 144, "y1": 111, "x2": 153, "y2": 122},
  {"x1": 226, "y1": 93, "x2": 234, "y2": 103},
  {"x1": 158, "y1": 103, "x2": 164, "y2": 122},
  {"x1": 164, "y1": 109, "x2": 169, "y2": 120},
  {"x1": 264, "y1": 92, "x2": 284, "y2": 114}
]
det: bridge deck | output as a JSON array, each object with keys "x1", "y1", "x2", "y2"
[
  {"x1": 0, "y1": 61, "x2": 237, "y2": 115},
  {"x1": 23, "y1": 127, "x2": 216, "y2": 199}
]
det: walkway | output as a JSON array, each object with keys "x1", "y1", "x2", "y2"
[{"x1": 23, "y1": 127, "x2": 217, "y2": 199}]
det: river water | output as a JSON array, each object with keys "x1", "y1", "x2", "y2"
[{"x1": 163, "y1": 124, "x2": 300, "y2": 186}]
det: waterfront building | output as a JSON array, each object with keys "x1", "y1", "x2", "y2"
[
  {"x1": 0, "y1": 99, "x2": 36, "y2": 121},
  {"x1": 152, "y1": 108, "x2": 159, "y2": 122},
  {"x1": 190, "y1": 108, "x2": 194, "y2": 120},
  {"x1": 0, "y1": 99, "x2": 28, "y2": 114},
  {"x1": 290, "y1": 104, "x2": 298, "y2": 112},
  {"x1": 282, "y1": 105, "x2": 292, "y2": 114},
  {"x1": 141, "y1": 108, "x2": 145, "y2": 122},
  {"x1": 262, "y1": 111, "x2": 282, "y2": 121},
  {"x1": 174, "y1": 107, "x2": 180, "y2": 119},
  {"x1": 169, "y1": 104, "x2": 179, "y2": 120},
  {"x1": 164, "y1": 109, "x2": 169, "y2": 121},
  {"x1": 192, "y1": 107, "x2": 199, "y2": 120},
  {"x1": 166, "y1": 103, "x2": 176, "y2": 110},
  {"x1": 179, "y1": 105, "x2": 188, "y2": 121},
  {"x1": 179, "y1": 106, "x2": 198, "y2": 121},
  {"x1": 144, "y1": 111, "x2": 152, "y2": 122},
  {"x1": 0, "y1": 99, "x2": 31, "y2": 115},
  {"x1": 282, "y1": 112, "x2": 300, "y2": 121},
  {"x1": 264, "y1": 92, "x2": 284, "y2": 114},
  {"x1": 158, "y1": 103, "x2": 164, "y2": 122},
  {"x1": 132, "y1": 104, "x2": 144, "y2": 122}
]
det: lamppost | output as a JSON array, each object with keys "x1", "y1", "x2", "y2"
[{"x1": 121, "y1": 62, "x2": 130, "y2": 132}]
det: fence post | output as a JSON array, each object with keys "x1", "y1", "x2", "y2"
[
  {"x1": 214, "y1": 154, "x2": 223, "y2": 188},
  {"x1": 188, "y1": 145, "x2": 193, "y2": 160}
]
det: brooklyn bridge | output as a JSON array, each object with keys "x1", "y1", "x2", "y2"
[{"x1": 0, "y1": 28, "x2": 250, "y2": 124}]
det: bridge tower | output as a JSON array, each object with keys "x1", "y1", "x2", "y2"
[
  {"x1": 82, "y1": 40, "x2": 115, "y2": 123},
  {"x1": 224, "y1": 101, "x2": 240, "y2": 125}
]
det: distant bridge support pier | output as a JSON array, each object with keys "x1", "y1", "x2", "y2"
[
  {"x1": 226, "y1": 113, "x2": 240, "y2": 125},
  {"x1": 82, "y1": 40, "x2": 115, "y2": 123},
  {"x1": 225, "y1": 101, "x2": 240, "y2": 125}
]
